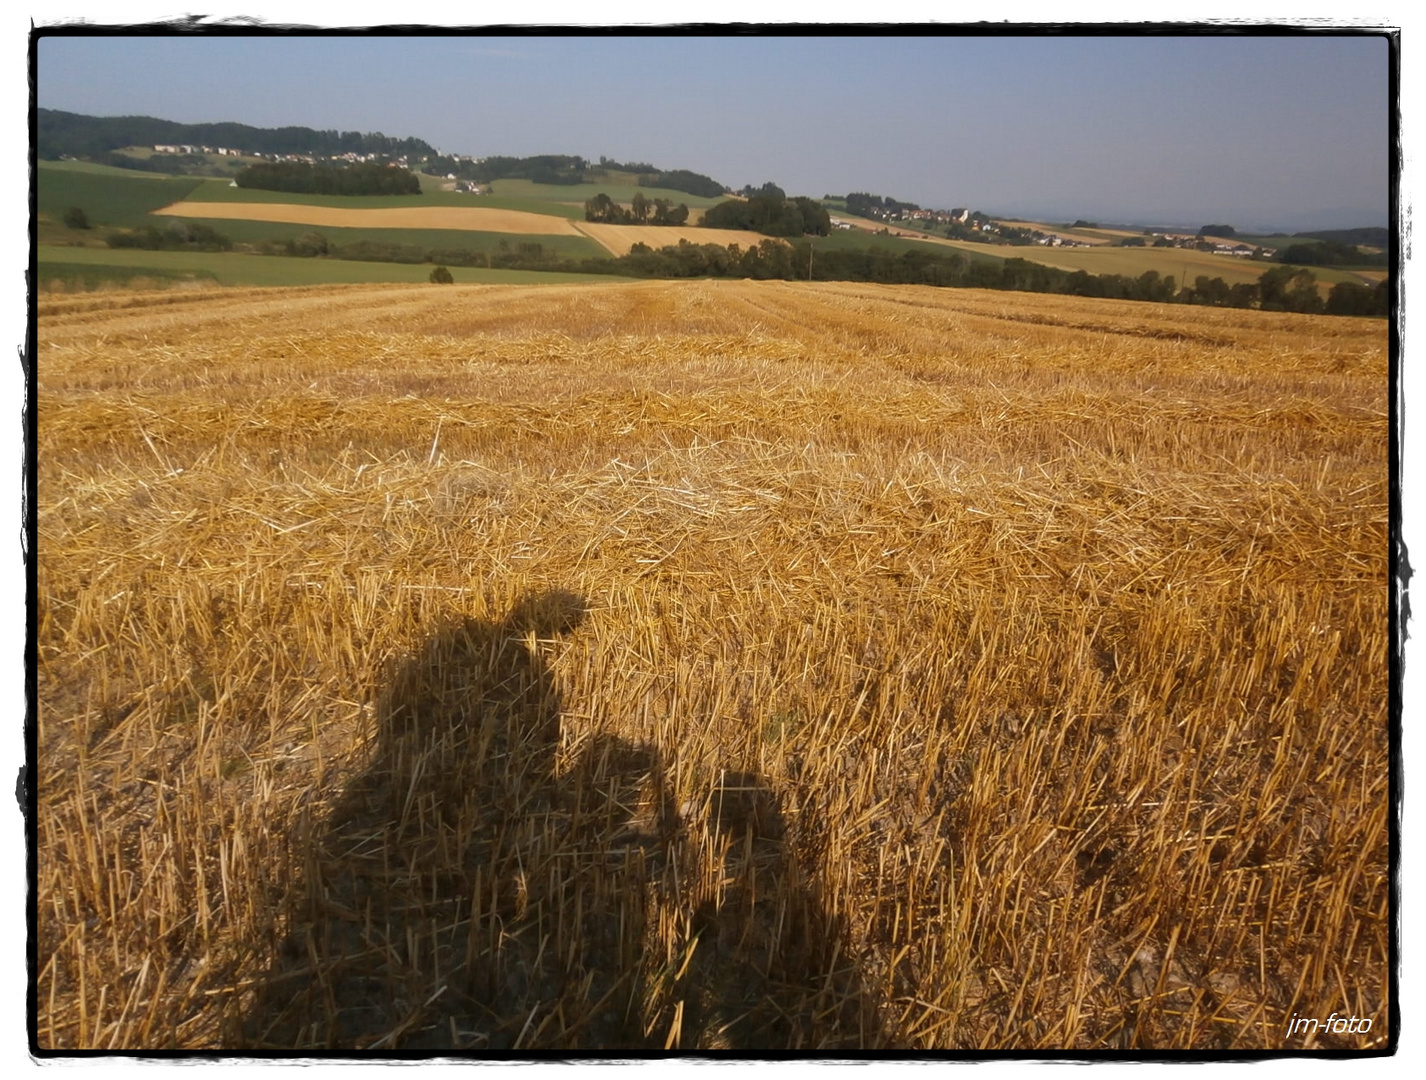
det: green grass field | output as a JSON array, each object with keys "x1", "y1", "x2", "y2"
[
  {"x1": 37, "y1": 161, "x2": 203, "y2": 229},
  {"x1": 36, "y1": 244, "x2": 633, "y2": 289}
]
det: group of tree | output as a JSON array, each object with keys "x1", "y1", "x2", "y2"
[
  {"x1": 632, "y1": 169, "x2": 727, "y2": 199},
  {"x1": 38, "y1": 108, "x2": 434, "y2": 161},
  {"x1": 584, "y1": 192, "x2": 690, "y2": 226},
  {"x1": 105, "y1": 221, "x2": 233, "y2": 252},
  {"x1": 235, "y1": 160, "x2": 422, "y2": 196},
  {"x1": 702, "y1": 184, "x2": 831, "y2": 237},
  {"x1": 1274, "y1": 238, "x2": 1388, "y2": 269},
  {"x1": 463, "y1": 155, "x2": 589, "y2": 185},
  {"x1": 616, "y1": 239, "x2": 798, "y2": 279},
  {"x1": 1296, "y1": 227, "x2": 1388, "y2": 247},
  {"x1": 596, "y1": 155, "x2": 656, "y2": 173},
  {"x1": 1180, "y1": 265, "x2": 1388, "y2": 316},
  {"x1": 594, "y1": 159, "x2": 727, "y2": 198},
  {"x1": 844, "y1": 191, "x2": 922, "y2": 219},
  {"x1": 1197, "y1": 224, "x2": 1237, "y2": 239}
]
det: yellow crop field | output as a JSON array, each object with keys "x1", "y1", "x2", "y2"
[
  {"x1": 36, "y1": 279, "x2": 1389, "y2": 1052},
  {"x1": 156, "y1": 200, "x2": 586, "y2": 236},
  {"x1": 572, "y1": 222, "x2": 775, "y2": 256}
]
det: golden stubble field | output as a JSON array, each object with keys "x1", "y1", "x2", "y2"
[{"x1": 35, "y1": 278, "x2": 1390, "y2": 1052}]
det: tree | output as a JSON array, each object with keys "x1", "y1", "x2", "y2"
[
  {"x1": 1191, "y1": 275, "x2": 1231, "y2": 307},
  {"x1": 1326, "y1": 280, "x2": 1389, "y2": 317},
  {"x1": 1257, "y1": 265, "x2": 1323, "y2": 314},
  {"x1": 584, "y1": 193, "x2": 623, "y2": 223},
  {"x1": 429, "y1": 265, "x2": 454, "y2": 284},
  {"x1": 63, "y1": 206, "x2": 91, "y2": 229}
]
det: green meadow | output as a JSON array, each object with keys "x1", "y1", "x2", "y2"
[
  {"x1": 146, "y1": 214, "x2": 608, "y2": 261},
  {"x1": 36, "y1": 244, "x2": 633, "y2": 289},
  {"x1": 37, "y1": 161, "x2": 203, "y2": 229}
]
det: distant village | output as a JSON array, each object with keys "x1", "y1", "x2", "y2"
[
  {"x1": 151, "y1": 143, "x2": 493, "y2": 192},
  {"x1": 827, "y1": 201, "x2": 1276, "y2": 257}
]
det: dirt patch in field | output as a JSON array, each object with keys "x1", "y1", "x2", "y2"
[
  {"x1": 155, "y1": 201, "x2": 585, "y2": 236},
  {"x1": 572, "y1": 222, "x2": 777, "y2": 257}
]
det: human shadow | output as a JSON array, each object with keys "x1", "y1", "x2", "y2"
[
  {"x1": 242, "y1": 587, "x2": 885, "y2": 1051},
  {"x1": 242, "y1": 589, "x2": 668, "y2": 1049}
]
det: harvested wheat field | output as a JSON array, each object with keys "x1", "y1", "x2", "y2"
[
  {"x1": 156, "y1": 200, "x2": 586, "y2": 235},
  {"x1": 35, "y1": 278, "x2": 1390, "y2": 1052}
]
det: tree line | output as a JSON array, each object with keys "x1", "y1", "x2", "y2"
[
  {"x1": 105, "y1": 221, "x2": 233, "y2": 252},
  {"x1": 250, "y1": 224, "x2": 1387, "y2": 316},
  {"x1": 597, "y1": 159, "x2": 728, "y2": 198},
  {"x1": 1273, "y1": 239, "x2": 1388, "y2": 269},
  {"x1": 235, "y1": 161, "x2": 422, "y2": 196}
]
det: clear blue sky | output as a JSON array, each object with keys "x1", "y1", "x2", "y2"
[{"x1": 36, "y1": 31, "x2": 1391, "y2": 230}]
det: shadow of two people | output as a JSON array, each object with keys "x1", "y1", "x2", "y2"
[{"x1": 242, "y1": 589, "x2": 881, "y2": 1051}]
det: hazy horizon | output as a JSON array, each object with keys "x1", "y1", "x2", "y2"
[{"x1": 36, "y1": 31, "x2": 1392, "y2": 233}]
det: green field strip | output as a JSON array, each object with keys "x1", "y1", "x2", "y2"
[
  {"x1": 38, "y1": 245, "x2": 634, "y2": 287},
  {"x1": 128, "y1": 214, "x2": 610, "y2": 259},
  {"x1": 37, "y1": 162, "x2": 205, "y2": 228}
]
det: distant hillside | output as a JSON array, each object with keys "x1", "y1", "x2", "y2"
[
  {"x1": 1294, "y1": 227, "x2": 1389, "y2": 248},
  {"x1": 37, "y1": 108, "x2": 436, "y2": 161},
  {"x1": 41, "y1": 109, "x2": 732, "y2": 202}
]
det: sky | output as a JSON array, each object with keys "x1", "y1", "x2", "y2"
[{"x1": 33, "y1": 26, "x2": 1393, "y2": 231}]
